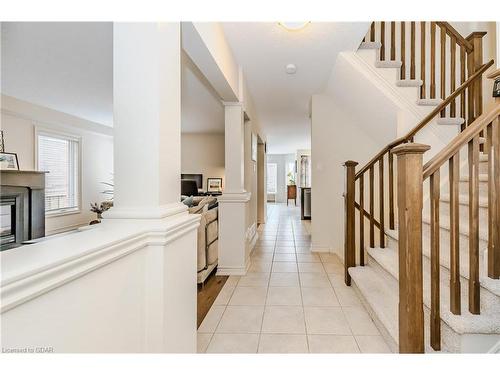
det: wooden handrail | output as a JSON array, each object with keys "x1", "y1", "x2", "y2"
[
  {"x1": 487, "y1": 68, "x2": 500, "y2": 80},
  {"x1": 436, "y1": 22, "x2": 473, "y2": 53},
  {"x1": 422, "y1": 102, "x2": 500, "y2": 179},
  {"x1": 355, "y1": 201, "x2": 381, "y2": 229},
  {"x1": 355, "y1": 60, "x2": 494, "y2": 179}
]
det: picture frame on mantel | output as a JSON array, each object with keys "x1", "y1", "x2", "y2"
[
  {"x1": 207, "y1": 178, "x2": 223, "y2": 193},
  {"x1": 0, "y1": 152, "x2": 20, "y2": 171}
]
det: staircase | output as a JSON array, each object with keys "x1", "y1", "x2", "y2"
[{"x1": 342, "y1": 22, "x2": 500, "y2": 353}]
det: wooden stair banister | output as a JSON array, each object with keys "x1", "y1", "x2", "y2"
[
  {"x1": 355, "y1": 60, "x2": 494, "y2": 181},
  {"x1": 421, "y1": 100, "x2": 500, "y2": 348},
  {"x1": 345, "y1": 22, "x2": 497, "y2": 353},
  {"x1": 422, "y1": 103, "x2": 500, "y2": 178}
]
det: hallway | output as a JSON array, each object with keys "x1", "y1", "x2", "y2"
[{"x1": 197, "y1": 203, "x2": 391, "y2": 353}]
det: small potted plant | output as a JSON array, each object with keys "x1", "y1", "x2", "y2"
[{"x1": 89, "y1": 175, "x2": 114, "y2": 225}]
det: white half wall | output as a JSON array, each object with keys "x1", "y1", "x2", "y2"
[
  {"x1": 1, "y1": 95, "x2": 114, "y2": 235},
  {"x1": 181, "y1": 133, "x2": 225, "y2": 191}
]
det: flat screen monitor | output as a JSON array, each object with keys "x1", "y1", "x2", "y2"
[{"x1": 181, "y1": 173, "x2": 203, "y2": 190}]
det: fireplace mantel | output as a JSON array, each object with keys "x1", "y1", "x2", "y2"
[
  {"x1": 1, "y1": 170, "x2": 47, "y2": 250},
  {"x1": 1, "y1": 170, "x2": 47, "y2": 189}
]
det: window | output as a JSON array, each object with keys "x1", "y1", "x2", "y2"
[
  {"x1": 36, "y1": 130, "x2": 81, "y2": 215},
  {"x1": 286, "y1": 161, "x2": 296, "y2": 185},
  {"x1": 266, "y1": 163, "x2": 277, "y2": 194},
  {"x1": 300, "y1": 155, "x2": 311, "y2": 188}
]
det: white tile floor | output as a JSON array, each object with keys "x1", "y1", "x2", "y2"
[{"x1": 197, "y1": 203, "x2": 392, "y2": 353}]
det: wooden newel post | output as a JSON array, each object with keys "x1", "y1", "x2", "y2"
[
  {"x1": 391, "y1": 143, "x2": 430, "y2": 353},
  {"x1": 467, "y1": 32, "x2": 486, "y2": 121},
  {"x1": 344, "y1": 160, "x2": 358, "y2": 286}
]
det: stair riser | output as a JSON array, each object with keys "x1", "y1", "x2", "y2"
[
  {"x1": 368, "y1": 251, "x2": 500, "y2": 314},
  {"x1": 479, "y1": 161, "x2": 489, "y2": 175},
  {"x1": 421, "y1": 221, "x2": 488, "y2": 249},
  {"x1": 423, "y1": 202, "x2": 488, "y2": 230},
  {"x1": 458, "y1": 181, "x2": 489, "y2": 198},
  {"x1": 421, "y1": 255, "x2": 500, "y2": 314},
  {"x1": 366, "y1": 253, "x2": 484, "y2": 353},
  {"x1": 387, "y1": 228, "x2": 488, "y2": 263},
  {"x1": 350, "y1": 279, "x2": 398, "y2": 353}
]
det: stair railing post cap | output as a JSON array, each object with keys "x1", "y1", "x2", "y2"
[
  {"x1": 391, "y1": 143, "x2": 431, "y2": 156},
  {"x1": 343, "y1": 160, "x2": 359, "y2": 167}
]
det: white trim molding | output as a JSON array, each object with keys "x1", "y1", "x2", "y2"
[
  {"x1": 102, "y1": 202, "x2": 188, "y2": 220},
  {"x1": 1, "y1": 213, "x2": 200, "y2": 313}
]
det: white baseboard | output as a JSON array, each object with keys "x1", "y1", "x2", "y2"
[{"x1": 216, "y1": 260, "x2": 250, "y2": 276}]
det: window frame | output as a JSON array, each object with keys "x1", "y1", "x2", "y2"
[
  {"x1": 34, "y1": 126, "x2": 83, "y2": 217},
  {"x1": 266, "y1": 162, "x2": 278, "y2": 194}
]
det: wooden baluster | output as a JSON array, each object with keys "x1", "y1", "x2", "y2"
[
  {"x1": 488, "y1": 116, "x2": 500, "y2": 278},
  {"x1": 468, "y1": 33, "x2": 486, "y2": 148},
  {"x1": 430, "y1": 170, "x2": 441, "y2": 351},
  {"x1": 389, "y1": 152, "x2": 395, "y2": 230},
  {"x1": 359, "y1": 174, "x2": 365, "y2": 266},
  {"x1": 440, "y1": 26, "x2": 446, "y2": 117},
  {"x1": 344, "y1": 161, "x2": 358, "y2": 286},
  {"x1": 430, "y1": 22, "x2": 436, "y2": 98},
  {"x1": 449, "y1": 153, "x2": 462, "y2": 314},
  {"x1": 392, "y1": 143, "x2": 429, "y2": 353},
  {"x1": 370, "y1": 22, "x2": 375, "y2": 42},
  {"x1": 391, "y1": 21, "x2": 396, "y2": 61},
  {"x1": 379, "y1": 156, "x2": 385, "y2": 248},
  {"x1": 370, "y1": 166, "x2": 375, "y2": 248},
  {"x1": 468, "y1": 136, "x2": 480, "y2": 314},
  {"x1": 420, "y1": 21, "x2": 426, "y2": 98},
  {"x1": 450, "y1": 36, "x2": 457, "y2": 117},
  {"x1": 467, "y1": 46, "x2": 475, "y2": 126},
  {"x1": 400, "y1": 22, "x2": 406, "y2": 80},
  {"x1": 410, "y1": 21, "x2": 416, "y2": 80},
  {"x1": 460, "y1": 46, "x2": 466, "y2": 129},
  {"x1": 380, "y1": 21, "x2": 386, "y2": 61}
]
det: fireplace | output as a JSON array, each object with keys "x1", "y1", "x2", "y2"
[{"x1": 0, "y1": 170, "x2": 46, "y2": 251}]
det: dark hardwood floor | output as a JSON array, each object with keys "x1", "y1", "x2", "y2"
[{"x1": 197, "y1": 269, "x2": 228, "y2": 328}]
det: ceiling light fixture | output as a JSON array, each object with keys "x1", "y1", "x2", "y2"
[
  {"x1": 278, "y1": 22, "x2": 311, "y2": 31},
  {"x1": 285, "y1": 64, "x2": 297, "y2": 74}
]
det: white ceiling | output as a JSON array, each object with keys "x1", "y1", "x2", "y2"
[
  {"x1": 1, "y1": 22, "x2": 114, "y2": 126},
  {"x1": 222, "y1": 22, "x2": 369, "y2": 154},
  {"x1": 1, "y1": 22, "x2": 224, "y2": 133}
]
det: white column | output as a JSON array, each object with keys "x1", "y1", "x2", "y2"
[
  {"x1": 217, "y1": 102, "x2": 251, "y2": 275},
  {"x1": 223, "y1": 103, "x2": 245, "y2": 193},
  {"x1": 109, "y1": 22, "x2": 185, "y2": 218},
  {"x1": 106, "y1": 22, "x2": 197, "y2": 353}
]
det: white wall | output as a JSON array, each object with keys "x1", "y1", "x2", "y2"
[
  {"x1": 244, "y1": 121, "x2": 258, "y2": 241},
  {"x1": 180, "y1": 133, "x2": 225, "y2": 192},
  {"x1": 311, "y1": 95, "x2": 381, "y2": 255},
  {"x1": 450, "y1": 22, "x2": 497, "y2": 108},
  {"x1": 1, "y1": 95, "x2": 114, "y2": 235},
  {"x1": 267, "y1": 153, "x2": 296, "y2": 204}
]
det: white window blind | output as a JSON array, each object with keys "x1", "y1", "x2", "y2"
[
  {"x1": 267, "y1": 163, "x2": 277, "y2": 194},
  {"x1": 37, "y1": 132, "x2": 80, "y2": 214}
]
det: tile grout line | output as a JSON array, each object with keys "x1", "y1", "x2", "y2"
[
  {"x1": 292, "y1": 212, "x2": 311, "y2": 353},
  {"x1": 255, "y1": 222, "x2": 277, "y2": 353}
]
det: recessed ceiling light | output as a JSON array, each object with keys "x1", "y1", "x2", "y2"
[
  {"x1": 285, "y1": 64, "x2": 297, "y2": 74},
  {"x1": 278, "y1": 22, "x2": 311, "y2": 31}
]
